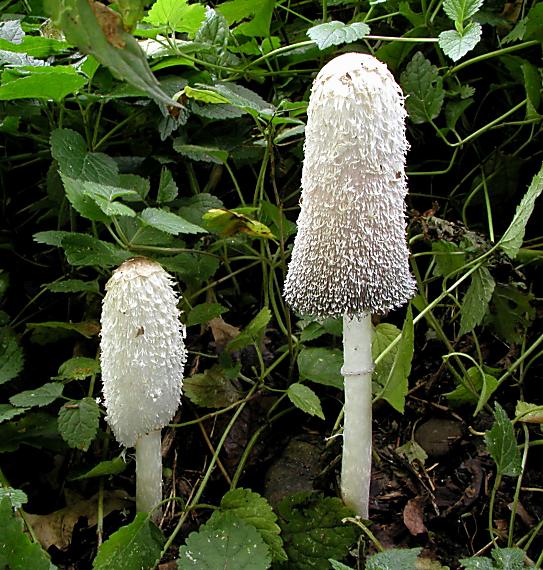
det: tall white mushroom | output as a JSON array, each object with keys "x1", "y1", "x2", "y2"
[
  {"x1": 284, "y1": 53, "x2": 415, "y2": 518},
  {"x1": 100, "y1": 257, "x2": 187, "y2": 518}
]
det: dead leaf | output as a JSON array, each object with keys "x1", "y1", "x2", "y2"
[
  {"x1": 90, "y1": 1, "x2": 126, "y2": 48},
  {"x1": 209, "y1": 317, "x2": 239, "y2": 351},
  {"x1": 403, "y1": 497, "x2": 427, "y2": 536},
  {"x1": 26, "y1": 490, "x2": 131, "y2": 550}
]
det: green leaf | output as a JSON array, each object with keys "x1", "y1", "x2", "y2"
[
  {"x1": 486, "y1": 284, "x2": 535, "y2": 344},
  {"x1": 515, "y1": 401, "x2": 543, "y2": 424},
  {"x1": 219, "y1": 488, "x2": 287, "y2": 562},
  {"x1": 0, "y1": 498, "x2": 54, "y2": 570},
  {"x1": 500, "y1": 162, "x2": 543, "y2": 259},
  {"x1": 0, "y1": 405, "x2": 29, "y2": 424},
  {"x1": 70, "y1": 457, "x2": 127, "y2": 480},
  {"x1": 0, "y1": 488, "x2": 28, "y2": 509},
  {"x1": 140, "y1": 207, "x2": 206, "y2": 235},
  {"x1": 183, "y1": 85, "x2": 231, "y2": 104},
  {"x1": 157, "y1": 167, "x2": 178, "y2": 203},
  {"x1": 0, "y1": 66, "x2": 87, "y2": 102},
  {"x1": 187, "y1": 303, "x2": 229, "y2": 326},
  {"x1": 460, "y1": 547, "x2": 528, "y2": 569},
  {"x1": 227, "y1": 308, "x2": 272, "y2": 352},
  {"x1": 27, "y1": 320, "x2": 100, "y2": 339},
  {"x1": 460, "y1": 556, "x2": 495, "y2": 569},
  {"x1": 0, "y1": 412, "x2": 64, "y2": 453},
  {"x1": 0, "y1": 327, "x2": 24, "y2": 385},
  {"x1": 287, "y1": 383, "x2": 324, "y2": 420},
  {"x1": 178, "y1": 193, "x2": 224, "y2": 225},
  {"x1": 521, "y1": 62, "x2": 541, "y2": 114},
  {"x1": 307, "y1": 21, "x2": 370, "y2": 50},
  {"x1": 61, "y1": 234, "x2": 131, "y2": 268},
  {"x1": 57, "y1": 397, "x2": 100, "y2": 451},
  {"x1": 329, "y1": 561, "x2": 353, "y2": 570},
  {"x1": 459, "y1": 266, "x2": 496, "y2": 336},
  {"x1": 204, "y1": 82, "x2": 274, "y2": 116},
  {"x1": 202, "y1": 208, "x2": 275, "y2": 239},
  {"x1": 524, "y1": 3, "x2": 543, "y2": 41},
  {"x1": 438, "y1": 22, "x2": 482, "y2": 62},
  {"x1": 160, "y1": 253, "x2": 220, "y2": 287},
  {"x1": 9, "y1": 382, "x2": 64, "y2": 408},
  {"x1": 446, "y1": 366, "x2": 498, "y2": 412},
  {"x1": 93, "y1": 513, "x2": 165, "y2": 570},
  {"x1": 278, "y1": 492, "x2": 356, "y2": 570},
  {"x1": 366, "y1": 548, "x2": 422, "y2": 570},
  {"x1": 173, "y1": 140, "x2": 229, "y2": 163},
  {"x1": 178, "y1": 510, "x2": 271, "y2": 569},
  {"x1": 216, "y1": 0, "x2": 274, "y2": 37},
  {"x1": 373, "y1": 307, "x2": 414, "y2": 413},
  {"x1": 183, "y1": 365, "x2": 241, "y2": 408},
  {"x1": 297, "y1": 347, "x2": 343, "y2": 390},
  {"x1": 400, "y1": 52, "x2": 444, "y2": 123},
  {"x1": 144, "y1": 0, "x2": 206, "y2": 36},
  {"x1": 484, "y1": 403, "x2": 522, "y2": 477},
  {"x1": 442, "y1": 0, "x2": 483, "y2": 23},
  {"x1": 432, "y1": 241, "x2": 466, "y2": 276},
  {"x1": 56, "y1": 356, "x2": 100, "y2": 380},
  {"x1": 46, "y1": 279, "x2": 100, "y2": 294},
  {"x1": 45, "y1": 0, "x2": 179, "y2": 107}
]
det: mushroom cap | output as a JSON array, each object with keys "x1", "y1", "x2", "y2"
[
  {"x1": 100, "y1": 257, "x2": 186, "y2": 447},
  {"x1": 284, "y1": 52, "x2": 416, "y2": 318}
]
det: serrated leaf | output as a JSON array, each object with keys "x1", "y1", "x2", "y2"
[
  {"x1": 486, "y1": 284, "x2": 535, "y2": 344},
  {"x1": 400, "y1": 52, "x2": 444, "y2": 123},
  {"x1": 442, "y1": 0, "x2": 483, "y2": 23},
  {"x1": 0, "y1": 488, "x2": 28, "y2": 509},
  {"x1": 157, "y1": 167, "x2": 178, "y2": 203},
  {"x1": 93, "y1": 513, "x2": 164, "y2": 570},
  {"x1": 140, "y1": 207, "x2": 206, "y2": 235},
  {"x1": 46, "y1": 279, "x2": 100, "y2": 294},
  {"x1": 515, "y1": 401, "x2": 543, "y2": 424},
  {"x1": 366, "y1": 548, "x2": 422, "y2": 570},
  {"x1": 187, "y1": 303, "x2": 229, "y2": 326},
  {"x1": 297, "y1": 347, "x2": 343, "y2": 390},
  {"x1": 0, "y1": 404, "x2": 29, "y2": 424},
  {"x1": 460, "y1": 547, "x2": 527, "y2": 569},
  {"x1": 278, "y1": 492, "x2": 356, "y2": 570},
  {"x1": 206, "y1": 82, "x2": 274, "y2": 116},
  {"x1": 202, "y1": 208, "x2": 275, "y2": 239},
  {"x1": 58, "y1": 397, "x2": 100, "y2": 451},
  {"x1": 0, "y1": 498, "x2": 53, "y2": 570},
  {"x1": 0, "y1": 327, "x2": 24, "y2": 385},
  {"x1": 307, "y1": 21, "x2": 370, "y2": 50},
  {"x1": 9, "y1": 382, "x2": 64, "y2": 408},
  {"x1": 178, "y1": 193, "x2": 224, "y2": 225},
  {"x1": 438, "y1": 22, "x2": 482, "y2": 61},
  {"x1": 500, "y1": 162, "x2": 543, "y2": 259},
  {"x1": 0, "y1": 412, "x2": 64, "y2": 453},
  {"x1": 484, "y1": 403, "x2": 522, "y2": 477},
  {"x1": 459, "y1": 266, "x2": 495, "y2": 336},
  {"x1": 227, "y1": 308, "x2": 271, "y2": 352},
  {"x1": 287, "y1": 383, "x2": 324, "y2": 419},
  {"x1": 61, "y1": 234, "x2": 131, "y2": 268},
  {"x1": 70, "y1": 457, "x2": 126, "y2": 480},
  {"x1": 57, "y1": 356, "x2": 100, "y2": 380},
  {"x1": 144, "y1": 0, "x2": 206, "y2": 36},
  {"x1": 159, "y1": 253, "x2": 220, "y2": 287},
  {"x1": 373, "y1": 307, "x2": 414, "y2": 413},
  {"x1": 219, "y1": 488, "x2": 287, "y2": 562},
  {"x1": 525, "y1": 3, "x2": 543, "y2": 41},
  {"x1": 183, "y1": 365, "x2": 241, "y2": 408},
  {"x1": 216, "y1": 0, "x2": 274, "y2": 37},
  {"x1": 173, "y1": 140, "x2": 229, "y2": 163},
  {"x1": 432, "y1": 241, "x2": 466, "y2": 276},
  {"x1": 446, "y1": 366, "x2": 498, "y2": 413}
]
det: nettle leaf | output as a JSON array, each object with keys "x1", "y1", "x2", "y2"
[
  {"x1": 144, "y1": 0, "x2": 206, "y2": 36},
  {"x1": 0, "y1": 405, "x2": 29, "y2": 424},
  {"x1": 0, "y1": 487, "x2": 28, "y2": 509},
  {"x1": 227, "y1": 308, "x2": 271, "y2": 352},
  {"x1": 46, "y1": 279, "x2": 100, "y2": 294},
  {"x1": 307, "y1": 21, "x2": 370, "y2": 50},
  {"x1": 56, "y1": 356, "x2": 100, "y2": 381},
  {"x1": 287, "y1": 383, "x2": 325, "y2": 420},
  {"x1": 0, "y1": 66, "x2": 87, "y2": 102},
  {"x1": 93, "y1": 513, "x2": 164, "y2": 570},
  {"x1": 500, "y1": 162, "x2": 543, "y2": 259},
  {"x1": 216, "y1": 0, "x2": 274, "y2": 37},
  {"x1": 0, "y1": 498, "x2": 53, "y2": 570},
  {"x1": 157, "y1": 167, "x2": 178, "y2": 203},
  {"x1": 70, "y1": 457, "x2": 126, "y2": 480},
  {"x1": 525, "y1": 3, "x2": 543, "y2": 41},
  {"x1": 459, "y1": 265, "x2": 496, "y2": 336},
  {"x1": 219, "y1": 488, "x2": 287, "y2": 562},
  {"x1": 173, "y1": 140, "x2": 229, "y2": 164},
  {"x1": 183, "y1": 365, "x2": 241, "y2": 408},
  {"x1": 438, "y1": 22, "x2": 482, "y2": 62},
  {"x1": 443, "y1": 0, "x2": 483, "y2": 23},
  {"x1": 278, "y1": 492, "x2": 356, "y2": 570},
  {"x1": 61, "y1": 234, "x2": 131, "y2": 268},
  {"x1": 178, "y1": 511, "x2": 271, "y2": 569},
  {"x1": 366, "y1": 548, "x2": 422, "y2": 570},
  {"x1": 400, "y1": 52, "x2": 444, "y2": 123},
  {"x1": 58, "y1": 397, "x2": 100, "y2": 451},
  {"x1": 460, "y1": 547, "x2": 527, "y2": 569},
  {"x1": 208, "y1": 82, "x2": 275, "y2": 116},
  {"x1": 484, "y1": 403, "x2": 522, "y2": 477},
  {"x1": 373, "y1": 307, "x2": 414, "y2": 413},
  {"x1": 298, "y1": 347, "x2": 343, "y2": 390},
  {"x1": 187, "y1": 303, "x2": 229, "y2": 326},
  {"x1": 0, "y1": 327, "x2": 24, "y2": 385},
  {"x1": 10, "y1": 383, "x2": 64, "y2": 408},
  {"x1": 140, "y1": 207, "x2": 206, "y2": 235}
]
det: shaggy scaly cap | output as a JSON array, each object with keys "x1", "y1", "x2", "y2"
[
  {"x1": 100, "y1": 258, "x2": 186, "y2": 447},
  {"x1": 284, "y1": 52, "x2": 416, "y2": 317}
]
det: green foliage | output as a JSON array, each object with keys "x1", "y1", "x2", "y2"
[
  {"x1": 187, "y1": 302, "x2": 229, "y2": 326},
  {"x1": 460, "y1": 548, "x2": 528, "y2": 569},
  {"x1": 287, "y1": 383, "x2": 325, "y2": 419},
  {"x1": 484, "y1": 403, "x2": 522, "y2": 477},
  {"x1": 307, "y1": 21, "x2": 370, "y2": 50},
  {"x1": 297, "y1": 347, "x2": 343, "y2": 390},
  {"x1": 144, "y1": 0, "x2": 206, "y2": 36},
  {"x1": 93, "y1": 513, "x2": 164, "y2": 570},
  {"x1": 459, "y1": 266, "x2": 496, "y2": 336},
  {"x1": 365, "y1": 547, "x2": 422, "y2": 570},
  {"x1": 227, "y1": 308, "x2": 271, "y2": 352},
  {"x1": 69, "y1": 457, "x2": 127, "y2": 480},
  {"x1": 9, "y1": 382, "x2": 64, "y2": 408},
  {"x1": 0, "y1": 487, "x2": 28, "y2": 509},
  {"x1": 0, "y1": 327, "x2": 24, "y2": 385},
  {"x1": 183, "y1": 365, "x2": 241, "y2": 408},
  {"x1": 57, "y1": 397, "x2": 100, "y2": 451}
]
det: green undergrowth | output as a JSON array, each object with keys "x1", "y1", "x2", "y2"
[{"x1": 0, "y1": 0, "x2": 542, "y2": 568}]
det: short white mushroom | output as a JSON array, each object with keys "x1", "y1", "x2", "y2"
[
  {"x1": 284, "y1": 53, "x2": 415, "y2": 518},
  {"x1": 100, "y1": 257, "x2": 186, "y2": 518}
]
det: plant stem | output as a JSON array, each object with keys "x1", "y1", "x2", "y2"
[
  {"x1": 341, "y1": 312, "x2": 373, "y2": 518},
  {"x1": 135, "y1": 430, "x2": 163, "y2": 521}
]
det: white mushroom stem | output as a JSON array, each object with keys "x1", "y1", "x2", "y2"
[
  {"x1": 135, "y1": 430, "x2": 163, "y2": 518},
  {"x1": 341, "y1": 313, "x2": 373, "y2": 518}
]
